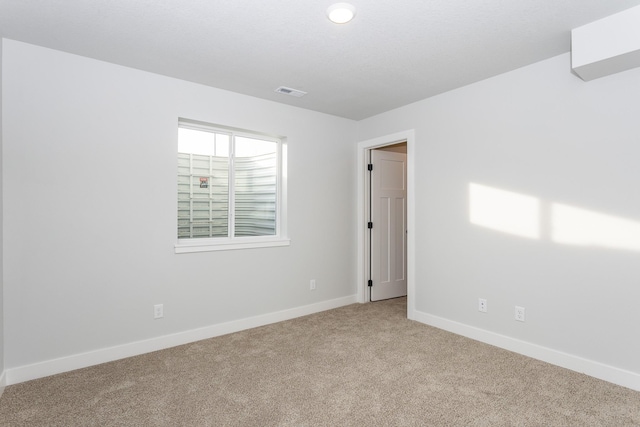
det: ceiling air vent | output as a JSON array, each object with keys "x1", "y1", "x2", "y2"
[{"x1": 275, "y1": 86, "x2": 307, "y2": 97}]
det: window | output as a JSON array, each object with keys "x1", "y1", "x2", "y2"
[{"x1": 176, "y1": 119, "x2": 289, "y2": 253}]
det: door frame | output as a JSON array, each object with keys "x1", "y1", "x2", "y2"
[{"x1": 356, "y1": 130, "x2": 416, "y2": 320}]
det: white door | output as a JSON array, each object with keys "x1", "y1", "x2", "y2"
[{"x1": 370, "y1": 149, "x2": 407, "y2": 301}]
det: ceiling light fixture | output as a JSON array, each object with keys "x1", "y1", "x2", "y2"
[{"x1": 327, "y1": 3, "x2": 356, "y2": 24}]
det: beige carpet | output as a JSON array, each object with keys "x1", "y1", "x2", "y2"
[{"x1": 0, "y1": 297, "x2": 638, "y2": 426}]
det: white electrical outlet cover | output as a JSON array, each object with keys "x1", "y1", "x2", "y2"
[{"x1": 154, "y1": 304, "x2": 163, "y2": 319}]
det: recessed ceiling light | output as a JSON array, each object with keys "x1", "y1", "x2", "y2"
[{"x1": 327, "y1": 3, "x2": 356, "y2": 24}]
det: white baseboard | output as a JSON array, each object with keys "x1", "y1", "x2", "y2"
[
  {"x1": 412, "y1": 310, "x2": 640, "y2": 392},
  {"x1": 0, "y1": 370, "x2": 6, "y2": 399},
  {"x1": 5, "y1": 295, "x2": 358, "y2": 386}
]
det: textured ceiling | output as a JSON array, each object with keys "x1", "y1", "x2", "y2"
[{"x1": 1, "y1": 0, "x2": 640, "y2": 120}]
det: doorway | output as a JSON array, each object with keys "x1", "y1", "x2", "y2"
[{"x1": 356, "y1": 130, "x2": 415, "y2": 318}]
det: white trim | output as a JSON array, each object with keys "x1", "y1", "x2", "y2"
[
  {"x1": 175, "y1": 237, "x2": 290, "y2": 253},
  {"x1": 356, "y1": 130, "x2": 416, "y2": 320},
  {"x1": 0, "y1": 370, "x2": 6, "y2": 399},
  {"x1": 5, "y1": 295, "x2": 357, "y2": 386},
  {"x1": 412, "y1": 309, "x2": 640, "y2": 392}
]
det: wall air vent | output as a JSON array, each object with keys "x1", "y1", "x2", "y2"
[{"x1": 275, "y1": 86, "x2": 307, "y2": 97}]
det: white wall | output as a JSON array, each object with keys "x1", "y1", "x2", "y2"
[
  {"x1": 358, "y1": 53, "x2": 640, "y2": 387},
  {"x1": 4, "y1": 37, "x2": 639, "y2": 390},
  {"x1": 0, "y1": 38, "x2": 5, "y2": 393},
  {"x1": 2, "y1": 39, "x2": 357, "y2": 379}
]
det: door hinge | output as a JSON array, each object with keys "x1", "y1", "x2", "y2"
[
  {"x1": 367, "y1": 164, "x2": 373, "y2": 171},
  {"x1": 368, "y1": 280, "x2": 373, "y2": 287},
  {"x1": 367, "y1": 222, "x2": 373, "y2": 229}
]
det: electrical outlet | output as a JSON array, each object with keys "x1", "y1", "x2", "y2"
[
  {"x1": 154, "y1": 304, "x2": 164, "y2": 319},
  {"x1": 310, "y1": 279, "x2": 316, "y2": 290},
  {"x1": 515, "y1": 306, "x2": 525, "y2": 322},
  {"x1": 478, "y1": 298, "x2": 487, "y2": 313}
]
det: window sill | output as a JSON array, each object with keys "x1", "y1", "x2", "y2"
[{"x1": 175, "y1": 237, "x2": 290, "y2": 254}]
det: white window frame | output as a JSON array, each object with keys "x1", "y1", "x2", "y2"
[{"x1": 175, "y1": 119, "x2": 289, "y2": 253}]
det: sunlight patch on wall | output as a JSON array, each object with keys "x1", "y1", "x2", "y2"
[
  {"x1": 552, "y1": 203, "x2": 640, "y2": 252},
  {"x1": 469, "y1": 183, "x2": 540, "y2": 239}
]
